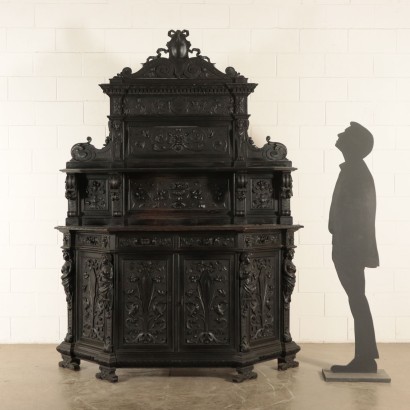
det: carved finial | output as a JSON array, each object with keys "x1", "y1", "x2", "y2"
[
  {"x1": 225, "y1": 66, "x2": 243, "y2": 78},
  {"x1": 86, "y1": 137, "x2": 92, "y2": 144},
  {"x1": 266, "y1": 136, "x2": 271, "y2": 143}
]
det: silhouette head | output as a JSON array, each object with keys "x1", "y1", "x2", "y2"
[{"x1": 336, "y1": 122, "x2": 374, "y2": 160}]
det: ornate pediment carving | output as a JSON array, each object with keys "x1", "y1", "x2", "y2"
[{"x1": 112, "y1": 29, "x2": 245, "y2": 81}]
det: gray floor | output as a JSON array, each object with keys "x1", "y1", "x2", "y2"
[{"x1": 0, "y1": 344, "x2": 408, "y2": 410}]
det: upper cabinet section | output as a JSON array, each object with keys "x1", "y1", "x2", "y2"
[{"x1": 66, "y1": 29, "x2": 291, "y2": 169}]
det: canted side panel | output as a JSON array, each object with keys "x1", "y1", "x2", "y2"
[
  {"x1": 118, "y1": 255, "x2": 173, "y2": 351},
  {"x1": 127, "y1": 125, "x2": 231, "y2": 160},
  {"x1": 242, "y1": 252, "x2": 280, "y2": 349},
  {"x1": 127, "y1": 175, "x2": 230, "y2": 213},
  {"x1": 180, "y1": 254, "x2": 234, "y2": 350},
  {"x1": 77, "y1": 251, "x2": 105, "y2": 347}
]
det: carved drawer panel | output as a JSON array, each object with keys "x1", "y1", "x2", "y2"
[
  {"x1": 119, "y1": 256, "x2": 173, "y2": 350},
  {"x1": 179, "y1": 234, "x2": 235, "y2": 249},
  {"x1": 118, "y1": 234, "x2": 174, "y2": 249},
  {"x1": 242, "y1": 232, "x2": 281, "y2": 249},
  {"x1": 123, "y1": 95, "x2": 233, "y2": 116},
  {"x1": 77, "y1": 233, "x2": 110, "y2": 249},
  {"x1": 128, "y1": 175, "x2": 230, "y2": 212},
  {"x1": 128, "y1": 125, "x2": 231, "y2": 159},
  {"x1": 180, "y1": 256, "x2": 233, "y2": 349}
]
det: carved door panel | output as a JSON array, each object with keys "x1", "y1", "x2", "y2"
[
  {"x1": 118, "y1": 255, "x2": 173, "y2": 351},
  {"x1": 179, "y1": 254, "x2": 234, "y2": 350}
]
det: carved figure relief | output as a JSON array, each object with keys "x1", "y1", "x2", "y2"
[
  {"x1": 282, "y1": 249, "x2": 296, "y2": 343},
  {"x1": 122, "y1": 259, "x2": 168, "y2": 345},
  {"x1": 129, "y1": 177, "x2": 228, "y2": 210},
  {"x1": 61, "y1": 250, "x2": 74, "y2": 343},
  {"x1": 183, "y1": 259, "x2": 230, "y2": 345}
]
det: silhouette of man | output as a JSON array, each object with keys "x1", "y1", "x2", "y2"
[{"x1": 329, "y1": 121, "x2": 379, "y2": 373}]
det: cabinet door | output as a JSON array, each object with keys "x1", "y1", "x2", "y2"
[
  {"x1": 119, "y1": 255, "x2": 173, "y2": 350},
  {"x1": 180, "y1": 254, "x2": 234, "y2": 350}
]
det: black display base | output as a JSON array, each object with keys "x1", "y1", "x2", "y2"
[{"x1": 322, "y1": 369, "x2": 391, "y2": 383}]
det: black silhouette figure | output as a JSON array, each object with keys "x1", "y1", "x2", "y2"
[{"x1": 329, "y1": 122, "x2": 379, "y2": 373}]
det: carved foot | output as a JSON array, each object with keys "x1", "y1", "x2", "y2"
[
  {"x1": 96, "y1": 366, "x2": 118, "y2": 383},
  {"x1": 232, "y1": 365, "x2": 258, "y2": 383},
  {"x1": 278, "y1": 354, "x2": 299, "y2": 371},
  {"x1": 59, "y1": 354, "x2": 80, "y2": 371}
]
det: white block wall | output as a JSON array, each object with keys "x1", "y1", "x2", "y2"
[{"x1": 0, "y1": 0, "x2": 409, "y2": 343}]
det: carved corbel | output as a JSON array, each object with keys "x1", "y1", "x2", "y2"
[
  {"x1": 235, "y1": 172, "x2": 247, "y2": 218},
  {"x1": 65, "y1": 174, "x2": 78, "y2": 218},
  {"x1": 280, "y1": 172, "x2": 293, "y2": 223},
  {"x1": 109, "y1": 174, "x2": 122, "y2": 217}
]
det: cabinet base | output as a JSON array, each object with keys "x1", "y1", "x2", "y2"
[
  {"x1": 96, "y1": 366, "x2": 118, "y2": 383},
  {"x1": 232, "y1": 365, "x2": 258, "y2": 383},
  {"x1": 59, "y1": 354, "x2": 80, "y2": 371}
]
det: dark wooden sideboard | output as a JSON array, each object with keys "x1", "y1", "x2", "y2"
[{"x1": 57, "y1": 29, "x2": 302, "y2": 383}]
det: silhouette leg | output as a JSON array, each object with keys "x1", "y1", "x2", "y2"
[{"x1": 331, "y1": 256, "x2": 378, "y2": 372}]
